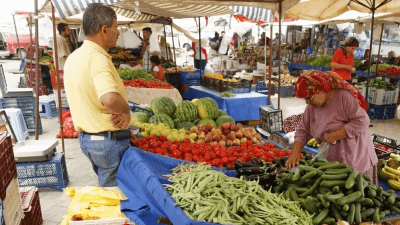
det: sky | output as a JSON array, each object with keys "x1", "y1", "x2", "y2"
[{"x1": 0, "y1": 0, "x2": 47, "y2": 25}]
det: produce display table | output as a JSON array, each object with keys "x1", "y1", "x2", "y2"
[
  {"x1": 182, "y1": 86, "x2": 273, "y2": 122},
  {"x1": 274, "y1": 131, "x2": 319, "y2": 155},
  {"x1": 378, "y1": 179, "x2": 400, "y2": 220},
  {"x1": 288, "y1": 63, "x2": 332, "y2": 73},
  {"x1": 116, "y1": 147, "x2": 235, "y2": 225},
  {"x1": 125, "y1": 87, "x2": 182, "y2": 105}
]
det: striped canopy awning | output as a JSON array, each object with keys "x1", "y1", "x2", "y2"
[{"x1": 229, "y1": 6, "x2": 273, "y2": 23}]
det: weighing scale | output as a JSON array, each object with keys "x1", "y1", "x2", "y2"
[{"x1": 13, "y1": 139, "x2": 58, "y2": 162}]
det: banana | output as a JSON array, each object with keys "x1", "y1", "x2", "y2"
[
  {"x1": 385, "y1": 166, "x2": 400, "y2": 176},
  {"x1": 381, "y1": 168, "x2": 400, "y2": 180},
  {"x1": 389, "y1": 179, "x2": 400, "y2": 190}
]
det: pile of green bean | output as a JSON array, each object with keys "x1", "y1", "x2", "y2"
[{"x1": 165, "y1": 165, "x2": 313, "y2": 225}]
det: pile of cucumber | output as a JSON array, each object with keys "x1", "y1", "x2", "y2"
[{"x1": 274, "y1": 157, "x2": 400, "y2": 224}]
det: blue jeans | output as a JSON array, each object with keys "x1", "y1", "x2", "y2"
[
  {"x1": 79, "y1": 132, "x2": 130, "y2": 187},
  {"x1": 194, "y1": 59, "x2": 207, "y2": 71}
]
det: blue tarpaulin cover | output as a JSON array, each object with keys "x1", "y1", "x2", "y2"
[
  {"x1": 182, "y1": 86, "x2": 273, "y2": 122},
  {"x1": 117, "y1": 147, "x2": 235, "y2": 225}
]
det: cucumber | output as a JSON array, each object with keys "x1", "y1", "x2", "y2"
[
  {"x1": 314, "y1": 157, "x2": 328, "y2": 163},
  {"x1": 336, "y1": 191, "x2": 363, "y2": 206},
  {"x1": 330, "y1": 204, "x2": 343, "y2": 221},
  {"x1": 362, "y1": 174, "x2": 371, "y2": 182},
  {"x1": 382, "y1": 191, "x2": 395, "y2": 197},
  {"x1": 341, "y1": 210, "x2": 349, "y2": 218},
  {"x1": 325, "y1": 193, "x2": 345, "y2": 202},
  {"x1": 388, "y1": 195, "x2": 396, "y2": 204},
  {"x1": 288, "y1": 186, "x2": 299, "y2": 201},
  {"x1": 312, "y1": 161, "x2": 332, "y2": 167},
  {"x1": 355, "y1": 173, "x2": 365, "y2": 197},
  {"x1": 376, "y1": 187, "x2": 383, "y2": 196},
  {"x1": 390, "y1": 205, "x2": 400, "y2": 214},
  {"x1": 332, "y1": 186, "x2": 340, "y2": 194},
  {"x1": 368, "y1": 189, "x2": 377, "y2": 198},
  {"x1": 384, "y1": 209, "x2": 391, "y2": 216},
  {"x1": 298, "y1": 171, "x2": 317, "y2": 186},
  {"x1": 295, "y1": 186, "x2": 309, "y2": 193},
  {"x1": 317, "y1": 194, "x2": 330, "y2": 208},
  {"x1": 360, "y1": 198, "x2": 373, "y2": 206},
  {"x1": 292, "y1": 169, "x2": 301, "y2": 181},
  {"x1": 318, "y1": 187, "x2": 331, "y2": 195},
  {"x1": 360, "y1": 208, "x2": 375, "y2": 218},
  {"x1": 346, "y1": 190, "x2": 354, "y2": 195},
  {"x1": 347, "y1": 204, "x2": 356, "y2": 224},
  {"x1": 355, "y1": 197, "x2": 365, "y2": 203},
  {"x1": 318, "y1": 163, "x2": 347, "y2": 170},
  {"x1": 321, "y1": 173, "x2": 348, "y2": 180},
  {"x1": 320, "y1": 180, "x2": 346, "y2": 188},
  {"x1": 345, "y1": 170, "x2": 358, "y2": 189},
  {"x1": 320, "y1": 217, "x2": 335, "y2": 225},
  {"x1": 313, "y1": 208, "x2": 329, "y2": 225},
  {"x1": 300, "y1": 177, "x2": 323, "y2": 198},
  {"x1": 342, "y1": 204, "x2": 349, "y2": 211},
  {"x1": 355, "y1": 203, "x2": 362, "y2": 224},
  {"x1": 298, "y1": 165, "x2": 324, "y2": 176},
  {"x1": 394, "y1": 202, "x2": 400, "y2": 207},
  {"x1": 372, "y1": 207, "x2": 380, "y2": 222},
  {"x1": 325, "y1": 168, "x2": 352, "y2": 175},
  {"x1": 379, "y1": 211, "x2": 386, "y2": 220},
  {"x1": 386, "y1": 189, "x2": 395, "y2": 194},
  {"x1": 368, "y1": 185, "x2": 377, "y2": 190}
]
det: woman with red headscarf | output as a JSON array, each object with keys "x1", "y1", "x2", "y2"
[
  {"x1": 331, "y1": 37, "x2": 359, "y2": 81},
  {"x1": 285, "y1": 70, "x2": 378, "y2": 184}
]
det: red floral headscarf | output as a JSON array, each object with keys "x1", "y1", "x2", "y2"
[{"x1": 294, "y1": 70, "x2": 369, "y2": 110}]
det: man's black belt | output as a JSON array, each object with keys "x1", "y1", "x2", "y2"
[{"x1": 82, "y1": 129, "x2": 131, "y2": 140}]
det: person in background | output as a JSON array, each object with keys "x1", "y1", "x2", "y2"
[
  {"x1": 387, "y1": 51, "x2": 397, "y2": 65},
  {"x1": 331, "y1": 37, "x2": 359, "y2": 81},
  {"x1": 285, "y1": 70, "x2": 378, "y2": 184},
  {"x1": 209, "y1": 32, "x2": 220, "y2": 49},
  {"x1": 362, "y1": 49, "x2": 370, "y2": 61},
  {"x1": 63, "y1": 3, "x2": 133, "y2": 187},
  {"x1": 192, "y1": 41, "x2": 208, "y2": 71},
  {"x1": 258, "y1": 32, "x2": 270, "y2": 46},
  {"x1": 150, "y1": 56, "x2": 165, "y2": 82},
  {"x1": 159, "y1": 36, "x2": 172, "y2": 63},
  {"x1": 232, "y1": 33, "x2": 239, "y2": 49},
  {"x1": 141, "y1": 27, "x2": 159, "y2": 72},
  {"x1": 55, "y1": 23, "x2": 72, "y2": 69}
]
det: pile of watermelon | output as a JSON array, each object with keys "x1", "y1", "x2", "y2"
[
  {"x1": 56, "y1": 110, "x2": 79, "y2": 138},
  {"x1": 131, "y1": 97, "x2": 235, "y2": 130}
]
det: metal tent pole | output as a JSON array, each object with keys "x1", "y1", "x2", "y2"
[
  {"x1": 198, "y1": 17, "x2": 202, "y2": 74},
  {"x1": 268, "y1": 24, "x2": 273, "y2": 106},
  {"x1": 170, "y1": 20, "x2": 177, "y2": 74},
  {"x1": 163, "y1": 24, "x2": 169, "y2": 61},
  {"x1": 51, "y1": 2, "x2": 65, "y2": 152},
  {"x1": 365, "y1": 7, "x2": 375, "y2": 103},
  {"x1": 277, "y1": 0, "x2": 282, "y2": 109},
  {"x1": 34, "y1": 0, "x2": 40, "y2": 140},
  {"x1": 374, "y1": 23, "x2": 384, "y2": 78},
  {"x1": 264, "y1": 26, "x2": 267, "y2": 81},
  {"x1": 12, "y1": 14, "x2": 22, "y2": 60}
]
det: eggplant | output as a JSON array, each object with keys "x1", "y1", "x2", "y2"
[
  {"x1": 241, "y1": 162, "x2": 258, "y2": 167},
  {"x1": 246, "y1": 174, "x2": 262, "y2": 181},
  {"x1": 305, "y1": 154, "x2": 313, "y2": 160},
  {"x1": 272, "y1": 158, "x2": 280, "y2": 165},
  {"x1": 258, "y1": 175, "x2": 270, "y2": 185},
  {"x1": 237, "y1": 167, "x2": 265, "y2": 176},
  {"x1": 234, "y1": 160, "x2": 243, "y2": 169},
  {"x1": 252, "y1": 157, "x2": 260, "y2": 166},
  {"x1": 280, "y1": 156, "x2": 289, "y2": 165}
]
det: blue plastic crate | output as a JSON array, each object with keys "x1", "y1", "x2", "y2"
[
  {"x1": 179, "y1": 70, "x2": 201, "y2": 85},
  {"x1": 274, "y1": 86, "x2": 294, "y2": 97},
  {"x1": 16, "y1": 153, "x2": 68, "y2": 191},
  {"x1": 181, "y1": 79, "x2": 200, "y2": 86},
  {"x1": 0, "y1": 97, "x2": 35, "y2": 114},
  {"x1": 367, "y1": 104, "x2": 396, "y2": 120},
  {"x1": 128, "y1": 101, "x2": 154, "y2": 117},
  {"x1": 39, "y1": 100, "x2": 58, "y2": 119},
  {"x1": 0, "y1": 199, "x2": 4, "y2": 225},
  {"x1": 23, "y1": 114, "x2": 43, "y2": 135}
]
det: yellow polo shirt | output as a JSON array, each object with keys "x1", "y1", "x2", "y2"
[{"x1": 63, "y1": 40, "x2": 127, "y2": 133}]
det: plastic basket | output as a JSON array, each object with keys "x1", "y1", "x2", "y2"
[
  {"x1": 0, "y1": 97, "x2": 35, "y2": 114},
  {"x1": 16, "y1": 153, "x2": 69, "y2": 191},
  {"x1": 367, "y1": 104, "x2": 396, "y2": 120},
  {"x1": 372, "y1": 134, "x2": 399, "y2": 160},
  {"x1": 23, "y1": 114, "x2": 43, "y2": 135},
  {"x1": 220, "y1": 80, "x2": 252, "y2": 93},
  {"x1": 0, "y1": 135, "x2": 16, "y2": 201},
  {"x1": 20, "y1": 189, "x2": 43, "y2": 225},
  {"x1": 128, "y1": 101, "x2": 154, "y2": 117},
  {"x1": 50, "y1": 70, "x2": 64, "y2": 89},
  {"x1": 259, "y1": 105, "x2": 284, "y2": 133},
  {"x1": 274, "y1": 86, "x2": 294, "y2": 97}
]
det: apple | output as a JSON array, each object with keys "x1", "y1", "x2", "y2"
[
  {"x1": 251, "y1": 137, "x2": 258, "y2": 143},
  {"x1": 226, "y1": 140, "x2": 233, "y2": 147},
  {"x1": 215, "y1": 129, "x2": 222, "y2": 136},
  {"x1": 221, "y1": 135, "x2": 227, "y2": 141},
  {"x1": 233, "y1": 139, "x2": 241, "y2": 146},
  {"x1": 241, "y1": 138, "x2": 247, "y2": 144},
  {"x1": 237, "y1": 123, "x2": 244, "y2": 129},
  {"x1": 186, "y1": 130, "x2": 191, "y2": 135},
  {"x1": 222, "y1": 122, "x2": 231, "y2": 130},
  {"x1": 227, "y1": 132, "x2": 236, "y2": 140},
  {"x1": 195, "y1": 130, "x2": 201, "y2": 135},
  {"x1": 223, "y1": 129, "x2": 230, "y2": 135},
  {"x1": 197, "y1": 139, "x2": 205, "y2": 144},
  {"x1": 206, "y1": 122, "x2": 214, "y2": 131},
  {"x1": 205, "y1": 135, "x2": 213, "y2": 143},
  {"x1": 191, "y1": 126, "x2": 199, "y2": 133},
  {"x1": 210, "y1": 141, "x2": 218, "y2": 146},
  {"x1": 235, "y1": 131, "x2": 243, "y2": 139},
  {"x1": 219, "y1": 140, "x2": 226, "y2": 147},
  {"x1": 213, "y1": 134, "x2": 221, "y2": 142},
  {"x1": 211, "y1": 128, "x2": 216, "y2": 132},
  {"x1": 255, "y1": 133, "x2": 262, "y2": 141},
  {"x1": 217, "y1": 125, "x2": 223, "y2": 130},
  {"x1": 249, "y1": 128, "x2": 255, "y2": 134},
  {"x1": 189, "y1": 133, "x2": 198, "y2": 140},
  {"x1": 231, "y1": 125, "x2": 239, "y2": 132}
]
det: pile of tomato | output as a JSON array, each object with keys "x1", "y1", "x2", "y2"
[
  {"x1": 135, "y1": 135, "x2": 297, "y2": 168},
  {"x1": 123, "y1": 79, "x2": 174, "y2": 89},
  {"x1": 56, "y1": 110, "x2": 79, "y2": 139},
  {"x1": 378, "y1": 66, "x2": 400, "y2": 76}
]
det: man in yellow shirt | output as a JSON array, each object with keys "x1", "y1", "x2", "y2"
[{"x1": 64, "y1": 3, "x2": 132, "y2": 187}]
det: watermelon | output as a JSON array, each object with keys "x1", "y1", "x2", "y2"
[
  {"x1": 218, "y1": 110, "x2": 227, "y2": 117},
  {"x1": 216, "y1": 116, "x2": 235, "y2": 126},
  {"x1": 131, "y1": 112, "x2": 150, "y2": 123},
  {"x1": 196, "y1": 98, "x2": 219, "y2": 119},
  {"x1": 173, "y1": 118, "x2": 181, "y2": 127},
  {"x1": 177, "y1": 122, "x2": 195, "y2": 130},
  {"x1": 152, "y1": 97, "x2": 176, "y2": 116},
  {"x1": 149, "y1": 114, "x2": 175, "y2": 129},
  {"x1": 197, "y1": 118, "x2": 217, "y2": 128},
  {"x1": 192, "y1": 98, "x2": 199, "y2": 104},
  {"x1": 175, "y1": 101, "x2": 198, "y2": 122},
  {"x1": 145, "y1": 107, "x2": 153, "y2": 112},
  {"x1": 150, "y1": 98, "x2": 158, "y2": 108}
]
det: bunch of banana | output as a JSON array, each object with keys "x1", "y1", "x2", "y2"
[
  {"x1": 387, "y1": 153, "x2": 400, "y2": 169},
  {"x1": 380, "y1": 166, "x2": 400, "y2": 183},
  {"x1": 307, "y1": 138, "x2": 320, "y2": 148},
  {"x1": 389, "y1": 179, "x2": 400, "y2": 190}
]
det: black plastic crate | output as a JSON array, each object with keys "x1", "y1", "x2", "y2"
[
  {"x1": 259, "y1": 105, "x2": 284, "y2": 133},
  {"x1": 372, "y1": 133, "x2": 399, "y2": 160},
  {"x1": 128, "y1": 101, "x2": 154, "y2": 117},
  {"x1": 220, "y1": 80, "x2": 252, "y2": 93}
]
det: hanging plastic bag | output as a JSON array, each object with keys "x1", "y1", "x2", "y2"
[
  {"x1": 204, "y1": 63, "x2": 213, "y2": 74},
  {"x1": 313, "y1": 141, "x2": 329, "y2": 159},
  {"x1": 123, "y1": 30, "x2": 142, "y2": 49},
  {"x1": 148, "y1": 32, "x2": 161, "y2": 54},
  {"x1": 78, "y1": 24, "x2": 85, "y2": 42}
]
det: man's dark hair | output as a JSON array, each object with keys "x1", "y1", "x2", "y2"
[
  {"x1": 57, "y1": 23, "x2": 68, "y2": 35},
  {"x1": 83, "y1": 3, "x2": 117, "y2": 37},
  {"x1": 150, "y1": 55, "x2": 160, "y2": 65},
  {"x1": 143, "y1": 27, "x2": 152, "y2": 33}
]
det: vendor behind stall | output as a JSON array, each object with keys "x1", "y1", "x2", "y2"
[
  {"x1": 258, "y1": 32, "x2": 270, "y2": 46},
  {"x1": 141, "y1": 27, "x2": 160, "y2": 72},
  {"x1": 63, "y1": 3, "x2": 133, "y2": 187},
  {"x1": 285, "y1": 70, "x2": 378, "y2": 184},
  {"x1": 150, "y1": 56, "x2": 165, "y2": 82},
  {"x1": 331, "y1": 37, "x2": 359, "y2": 81},
  {"x1": 386, "y1": 51, "x2": 398, "y2": 65},
  {"x1": 192, "y1": 39, "x2": 208, "y2": 71},
  {"x1": 159, "y1": 36, "x2": 173, "y2": 63}
]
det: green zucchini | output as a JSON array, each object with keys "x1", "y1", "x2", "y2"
[
  {"x1": 332, "y1": 186, "x2": 340, "y2": 194},
  {"x1": 336, "y1": 191, "x2": 363, "y2": 206},
  {"x1": 321, "y1": 173, "x2": 348, "y2": 180},
  {"x1": 292, "y1": 169, "x2": 301, "y2": 181},
  {"x1": 368, "y1": 189, "x2": 377, "y2": 198},
  {"x1": 360, "y1": 208, "x2": 375, "y2": 218},
  {"x1": 388, "y1": 195, "x2": 396, "y2": 204},
  {"x1": 314, "y1": 157, "x2": 328, "y2": 163},
  {"x1": 298, "y1": 171, "x2": 317, "y2": 186},
  {"x1": 345, "y1": 170, "x2": 358, "y2": 189},
  {"x1": 330, "y1": 204, "x2": 343, "y2": 221},
  {"x1": 300, "y1": 177, "x2": 323, "y2": 198},
  {"x1": 355, "y1": 173, "x2": 364, "y2": 197},
  {"x1": 320, "y1": 180, "x2": 346, "y2": 188},
  {"x1": 347, "y1": 203, "x2": 355, "y2": 224},
  {"x1": 325, "y1": 168, "x2": 352, "y2": 175},
  {"x1": 372, "y1": 207, "x2": 380, "y2": 222},
  {"x1": 376, "y1": 186, "x2": 383, "y2": 196},
  {"x1": 355, "y1": 203, "x2": 362, "y2": 224},
  {"x1": 313, "y1": 208, "x2": 329, "y2": 225},
  {"x1": 298, "y1": 165, "x2": 324, "y2": 176},
  {"x1": 318, "y1": 187, "x2": 331, "y2": 195},
  {"x1": 342, "y1": 204, "x2": 349, "y2": 211},
  {"x1": 325, "y1": 193, "x2": 345, "y2": 202},
  {"x1": 318, "y1": 163, "x2": 347, "y2": 170}
]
